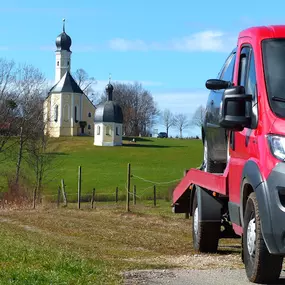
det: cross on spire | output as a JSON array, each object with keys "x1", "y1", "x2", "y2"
[
  {"x1": 109, "y1": 73, "x2": 112, "y2": 83},
  {"x1": 63, "y1": 18, "x2": 66, "y2": 32}
]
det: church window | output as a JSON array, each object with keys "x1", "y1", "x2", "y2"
[
  {"x1": 54, "y1": 105, "x2": 58, "y2": 122},
  {"x1": 88, "y1": 112, "x2": 91, "y2": 118},
  {"x1": 67, "y1": 61, "x2": 70, "y2": 66},
  {"x1": 57, "y1": 61, "x2": 59, "y2": 66},
  {"x1": 63, "y1": 104, "x2": 70, "y2": 122},
  {"x1": 74, "y1": 106, "x2": 78, "y2": 123},
  {"x1": 106, "y1": 126, "x2": 111, "y2": 135},
  {"x1": 116, "y1": 126, "x2": 119, "y2": 136},
  {"x1": 88, "y1": 124, "x2": 91, "y2": 130},
  {"x1": 97, "y1": 126, "x2": 100, "y2": 135}
]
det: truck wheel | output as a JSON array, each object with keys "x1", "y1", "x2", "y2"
[
  {"x1": 243, "y1": 192, "x2": 283, "y2": 283},
  {"x1": 192, "y1": 190, "x2": 220, "y2": 253},
  {"x1": 203, "y1": 139, "x2": 225, "y2": 173}
]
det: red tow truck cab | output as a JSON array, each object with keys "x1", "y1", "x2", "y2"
[{"x1": 173, "y1": 25, "x2": 285, "y2": 283}]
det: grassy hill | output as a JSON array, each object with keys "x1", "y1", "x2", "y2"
[{"x1": 0, "y1": 136, "x2": 203, "y2": 202}]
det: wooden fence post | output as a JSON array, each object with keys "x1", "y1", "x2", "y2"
[
  {"x1": 57, "y1": 186, "x2": 61, "y2": 208},
  {"x1": 115, "y1": 187, "x2": 118, "y2": 203},
  {"x1": 153, "y1": 185, "x2": 156, "y2": 206},
  {"x1": 133, "y1": 185, "x2": 136, "y2": 205},
  {"x1": 32, "y1": 187, "x2": 36, "y2": 209},
  {"x1": 91, "y1": 188, "x2": 95, "y2": 209},
  {"x1": 184, "y1": 169, "x2": 190, "y2": 219},
  {"x1": 126, "y1": 163, "x2": 131, "y2": 212},
  {"x1": 78, "y1": 166, "x2": 82, "y2": 209},
  {"x1": 61, "y1": 179, "x2": 67, "y2": 207}
]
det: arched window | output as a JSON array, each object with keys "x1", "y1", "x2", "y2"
[
  {"x1": 88, "y1": 112, "x2": 91, "y2": 118},
  {"x1": 97, "y1": 126, "x2": 100, "y2": 135},
  {"x1": 88, "y1": 124, "x2": 91, "y2": 130},
  {"x1": 116, "y1": 126, "x2": 119, "y2": 136},
  {"x1": 63, "y1": 104, "x2": 69, "y2": 122},
  {"x1": 67, "y1": 61, "x2": 70, "y2": 66},
  {"x1": 106, "y1": 126, "x2": 111, "y2": 135},
  {"x1": 57, "y1": 61, "x2": 59, "y2": 66},
  {"x1": 74, "y1": 106, "x2": 78, "y2": 123},
  {"x1": 54, "y1": 105, "x2": 58, "y2": 122}
]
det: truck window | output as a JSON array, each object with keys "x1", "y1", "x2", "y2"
[
  {"x1": 246, "y1": 51, "x2": 257, "y2": 103},
  {"x1": 220, "y1": 53, "x2": 236, "y2": 82},
  {"x1": 262, "y1": 39, "x2": 285, "y2": 118},
  {"x1": 238, "y1": 47, "x2": 250, "y2": 87}
]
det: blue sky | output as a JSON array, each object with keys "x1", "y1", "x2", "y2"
[{"x1": 0, "y1": 0, "x2": 285, "y2": 136}]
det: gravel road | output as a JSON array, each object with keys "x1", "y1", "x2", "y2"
[{"x1": 123, "y1": 268, "x2": 285, "y2": 285}]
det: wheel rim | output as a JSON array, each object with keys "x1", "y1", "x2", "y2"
[
  {"x1": 194, "y1": 207, "x2": 199, "y2": 236},
  {"x1": 203, "y1": 140, "x2": 208, "y2": 172},
  {"x1": 247, "y1": 217, "x2": 256, "y2": 257}
]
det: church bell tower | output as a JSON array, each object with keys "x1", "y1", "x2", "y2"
[{"x1": 55, "y1": 19, "x2": 72, "y2": 83}]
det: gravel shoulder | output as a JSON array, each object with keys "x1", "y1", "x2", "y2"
[{"x1": 123, "y1": 268, "x2": 285, "y2": 285}]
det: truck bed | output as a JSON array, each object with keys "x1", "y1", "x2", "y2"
[{"x1": 172, "y1": 166, "x2": 229, "y2": 209}]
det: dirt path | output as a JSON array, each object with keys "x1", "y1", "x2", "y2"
[{"x1": 123, "y1": 268, "x2": 285, "y2": 285}]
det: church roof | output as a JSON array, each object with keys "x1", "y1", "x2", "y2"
[
  {"x1": 49, "y1": 71, "x2": 83, "y2": 94},
  {"x1": 94, "y1": 101, "x2": 123, "y2": 124},
  {"x1": 55, "y1": 19, "x2": 72, "y2": 52}
]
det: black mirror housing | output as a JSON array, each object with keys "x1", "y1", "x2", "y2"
[
  {"x1": 219, "y1": 86, "x2": 252, "y2": 131},
  {"x1": 205, "y1": 79, "x2": 230, "y2": 90}
]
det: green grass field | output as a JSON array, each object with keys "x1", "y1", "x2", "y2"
[
  {"x1": 0, "y1": 137, "x2": 243, "y2": 284},
  {"x1": 0, "y1": 137, "x2": 203, "y2": 202},
  {"x1": 0, "y1": 202, "x2": 242, "y2": 285}
]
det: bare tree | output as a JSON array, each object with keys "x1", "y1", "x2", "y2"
[
  {"x1": 162, "y1": 109, "x2": 175, "y2": 137},
  {"x1": 0, "y1": 58, "x2": 18, "y2": 152},
  {"x1": 191, "y1": 105, "x2": 206, "y2": 127},
  {"x1": 25, "y1": 127, "x2": 55, "y2": 208},
  {"x1": 174, "y1": 113, "x2": 191, "y2": 138},
  {"x1": 73, "y1": 68, "x2": 97, "y2": 99},
  {"x1": 14, "y1": 64, "x2": 47, "y2": 185}
]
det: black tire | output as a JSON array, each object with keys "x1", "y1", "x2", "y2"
[
  {"x1": 243, "y1": 192, "x2": 283, "y2": 283},
  {"x1": 203, "y1": 139, "x2": 225, "y2": 173},
  {"x1": 192, "y1": 190, "x2": 220, "y2": 253}
]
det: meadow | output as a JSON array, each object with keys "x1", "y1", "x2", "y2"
[
  {"x1": 0, "y1": 136, "x2": 204, "y2": 202},
  {"x1": 0, "y1": 202, "x2": 242, "y2": 285},
  {"x1": 0, "y1": 137, "x2": 243, "y2": 284}
]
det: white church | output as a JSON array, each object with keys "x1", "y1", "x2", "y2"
[{"x1": 44, "y1": 20, "x2": 123, "y2": 146}]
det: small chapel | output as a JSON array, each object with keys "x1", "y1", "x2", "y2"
[
  {"x1": 94, "y1": 81, "x2": 123, "y2": 146},
  {"x1": 44, "y1": 20, "x2": 96, "y2": 137}
]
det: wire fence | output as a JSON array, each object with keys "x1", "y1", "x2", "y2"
[{"x1": 0, "y1": 163, "x2": 183, "y2": 211}]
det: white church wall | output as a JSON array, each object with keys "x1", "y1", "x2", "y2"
[
  {"x1": 82, "y1": 96, "x2": 95, "y2": 136},
  {"x1": 94, "y1": 122, "x2": 123, "y2": 146},
  {"x1": 94, "y1": 123, "x2": 104, "y2": 146},
  {"x1": 113, "y1": 124, "x2": 123, "y2": 146},
  {"x1": 55, "y1": 50, "x2": 71, "y2": 83}
]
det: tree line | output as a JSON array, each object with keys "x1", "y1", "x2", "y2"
[
  {"x1": 0, "y1": 58, "x2": 53, "y2": 204},
  {"x1": 73, "y1": 69, "x2": 206, "y2": 138}
]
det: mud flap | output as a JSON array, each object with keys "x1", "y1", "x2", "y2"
[{"x1": 196, "y1": 186, "x2": 223, "y2": 222}]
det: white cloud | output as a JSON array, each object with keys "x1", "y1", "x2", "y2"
[
  {"x1": 108, "y1": 30, "x2": 236, "y2": 53},
  {"x1": 109, "y1": 39, "x2": 149, "y2": 51}
]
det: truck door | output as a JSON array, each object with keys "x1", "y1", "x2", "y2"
[
  {"x1": 228, "y1": 45, "x2": 258, "y2": 205},
  {"x1": 205, "y1": 50, "x2": 236, "y2": 162}
]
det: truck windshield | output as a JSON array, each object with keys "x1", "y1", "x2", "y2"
[{"x1": 262, "y1": 39, "x2": 285, "y2": 117}]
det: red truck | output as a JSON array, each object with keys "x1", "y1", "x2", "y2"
[{"x1": 172, "y1": 25, "x2": 285, "y2": 284}]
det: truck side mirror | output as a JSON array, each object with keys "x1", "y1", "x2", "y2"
[
  {"x1": 205, "y1": 79, "x2": 230, "y2": 90},
  {"x1": 219, "y1": 86, "x2": 252, "y2": 131}
]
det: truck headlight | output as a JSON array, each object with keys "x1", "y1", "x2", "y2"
[{"x1": 267, "y1": 134, "x2": 285, "y2": 161}]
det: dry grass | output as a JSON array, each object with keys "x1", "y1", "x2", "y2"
[{"x1": 0, "y1": 201, "x2": 243, "y2": 284}]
